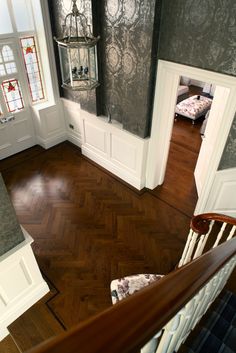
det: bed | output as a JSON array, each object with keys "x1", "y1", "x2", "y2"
[{"x1": 175, "y1": 95, "x2": 212, "y2": 123}]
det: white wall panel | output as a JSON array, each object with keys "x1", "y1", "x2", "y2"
[
  {"x1": 61, "y1": 98, "x2": 82, "y2": 147},
  {"x1": 111, "y1": 135, "x2": 136, "y2": 171},
  {"x1": 84, "y1": 121, "x2": 107, "y2": 154},
  {"x1": 32, "y1": 103, "x2": 66, "y2": 149},
  {"x1": 61, "y1": 98, "x2": 149, "y2": 190},
  {"x1": 80, "y1": 108, "x2": 149, "y2": 190},
  {"x1": 205, "y1": 168, "x2": 236, "y2": 217},
  {"x1": 0, "y1": 228, "x2": 49, "y2": 341}
]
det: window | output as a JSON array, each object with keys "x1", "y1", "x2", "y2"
[
  {"x1": 20, "y1": 37, "x2": 45, "y2": 102},
  {"x1": 0, "y1": 45, "x2": 17, "y2": 76},
  {"x1": 0, "y1": 0, "x2": 13, "y2": 35},
  {"x1": 0, "y1": 0, "x2": 46, "y2": 118},
  {"x1": 2, "y1": 78, "x2": 24, "y2": 113}
]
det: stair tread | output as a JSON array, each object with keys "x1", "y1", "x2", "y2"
[{"x1": 179, "y1": 291, "x2": 236, "y2": 353}]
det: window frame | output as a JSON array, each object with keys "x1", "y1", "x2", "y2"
[{"x1": 0, "y1": 0, "x2": 46, "y2": 118}]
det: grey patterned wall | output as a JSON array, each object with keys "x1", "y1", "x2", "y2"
[
  {"x1": 158, "y1": 0, "x2": 236, "y2": 77},
  {"x1": 158, "y1": 0, "x2": 236, "y2": 169},
  {"x1": 101, "y1": 0, "x2": 160, "y2": 137},
  {"x1": 0, "y1": 174, "x2": 25, "y2": 256},
  {"x1": 219, "y1": 113, "x2": 236, "y2": 170},
  {"x1": 48, "y1": 0, "x2": 162, "y2": 138}
]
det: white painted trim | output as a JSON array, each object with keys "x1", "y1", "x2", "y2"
[
  {"x1": 80, "y1": 108, "x2": 149, "y2": 190},
  {"x1": 67, "y1": 133, "x2": 82, "y2": 148},
  {"x1": 0, "y1": 228, "x2": 49, "y2": 341},
  {"x1": 205, "y1": 168, "x2": 236, "y2": 217},
  {"x1": 147, "y1": 60, "x2": 236, "y2": 214},
  {"x1": 36, "y1": 132, "x2": 67, "y2": 149},
  {"x1": 82, "y1": 146, "x2": 146, "y2": 189}
]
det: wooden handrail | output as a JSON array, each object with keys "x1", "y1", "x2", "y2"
[
  {"x1": 191, "y1": 212, "x2": 236, "y2": 234},
  {"x1": 26, "y1": 238, "x2": 236, "y2": 353}
]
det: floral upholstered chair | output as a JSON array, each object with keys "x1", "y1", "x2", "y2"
[{"x1": 110, "y1": 273, "x2": 163, "y2": 304}]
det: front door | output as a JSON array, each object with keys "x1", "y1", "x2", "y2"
[{"x1": 0, "y1": 38, "x2": 35, "y2": 159}]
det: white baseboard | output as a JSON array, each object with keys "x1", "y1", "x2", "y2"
[
  {"x1": 67, "y1": 132, "x2": 82, "y2": 148},
  {"x1": 36, "y1": 132, "x2": 67, "y2": 149},
  {"x1": 82, "y1": 146, "x2": 145, "y2": 190}
]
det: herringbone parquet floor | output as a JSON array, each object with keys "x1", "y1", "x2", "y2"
[{"x1": 0, "y1": 142, "x2": 191, "y2": 352}]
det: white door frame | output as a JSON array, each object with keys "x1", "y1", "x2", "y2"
[{"x1": 146, "y1": 60, "x2": 236, "y2": 215}]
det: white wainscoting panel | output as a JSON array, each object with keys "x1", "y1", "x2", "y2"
[
  {"x1": 62, "y1": 98, "x2": 82, "y2": 147},
  {"x1": 110, "y1": 135, "x2": 136, "y2": 171},
  {"x1": 205, "y1": 168, "x2": 236, "y2": 217},
  {"x1": 0, "y1": 125, "x2": 13, "y2": 159},
  {"x1": 0, "y1": 228, "x2": 49, "y2": 341},
  {"x1": 32, "y1": 102, "x2": 67, "y2": 149},
  {"x1": 80, "y1": 110, "x2": 149, "y2": 190},
  {"x1": 61, "y1": 99, "x2": 149, "y2": 189},
  {"x1": 84, "y1": 121, "x2": 107, "y2": 155}
]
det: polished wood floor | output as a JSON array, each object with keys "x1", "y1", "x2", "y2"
[
  {"x1": 0, "y1": 85, "x2": 225, "y2": 352},
  {"x1": 0, "y1": 141, "x2": 192, "y2": 352}
]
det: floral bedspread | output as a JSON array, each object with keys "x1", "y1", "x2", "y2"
[
  {"x1": 111, "y1": 273, "x2": 163, "y2": 304},
  {"x1": 175, "y1": 95, "x2": 212, "y2": 119}
]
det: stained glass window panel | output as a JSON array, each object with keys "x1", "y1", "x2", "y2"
[
  {"x1": 0, "y1": 0, "x2": 13, "y2": 35},
  {"x1": 20, "y1": 37, "x2": 45, "y2": 102},
  {"x1": 1, "y1": 79, "x2": 24, "y2": 113}
]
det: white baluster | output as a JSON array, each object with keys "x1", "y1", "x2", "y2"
[
  {"x1": 213, "y1": 222, "x2": 227, "y2": 247},
  {"x1": 227, "y1": 225, "x2": 236, "y2": 240},
  {"x1": 193, "y1": 220, "x2": 215, "y2": 259},
  {"x1": 167, "y1": 301, "x2": 196, "y2": 353},
  {"x1": 179, "y1": 231, "x2": 199, "y2": 267},
  {"x1": 156, "y1": 313, "x2": 181, "y2": 353},
  {"x1": 178, "y1": 230, "x2": 193, "y2": 267}
]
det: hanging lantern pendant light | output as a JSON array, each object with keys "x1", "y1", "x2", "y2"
[{"x1": 54, "y1": 0, "x2": 100, "y2": 91}]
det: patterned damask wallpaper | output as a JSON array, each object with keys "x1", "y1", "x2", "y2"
[
  {"x1": 158, "y1": 0, "x2": 236, "y2": 76},
  {"x1": 158, "y1": 0, "x2": 236, "y2": 169},
  {"x1": 48, "y1": 0, "x2": 161, "y2": 138},
  {"x1": 101, "y1": 0, "x2": 160, "y2": 137}
]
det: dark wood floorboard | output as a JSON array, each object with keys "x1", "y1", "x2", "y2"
[
  {"x1": 0, "y1": 84, "x2": 234, "y2": 351},
  {"x1": 0, "y1": 141, "x2": 191, "y2": 350}
]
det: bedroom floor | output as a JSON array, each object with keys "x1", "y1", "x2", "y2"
[{"x1": 150, "y1": 85, "x2": 203, "y2": 217}]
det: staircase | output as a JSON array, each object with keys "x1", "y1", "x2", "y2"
[{"x1": 180, "y1": 290, "x2": 236, "y2": 353}]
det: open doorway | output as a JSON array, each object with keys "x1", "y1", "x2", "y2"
[
  {"x1": 149, "y1": 76, "x2": 215, "y2": 216},
  {"x1": 146, "y1": 61, "x2": 236, "y2": 217}
]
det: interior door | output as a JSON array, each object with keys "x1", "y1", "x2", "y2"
[
  {"x1": 194, "y1": 86, "x2": 230, "y2": 195},
  {"x1": 0, "y1": 38, "x2": 35, "y2": 160}
]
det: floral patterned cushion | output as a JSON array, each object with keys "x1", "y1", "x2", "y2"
[{"x1": 110, "y1": 274, "x2": 164, "y2": 304}]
